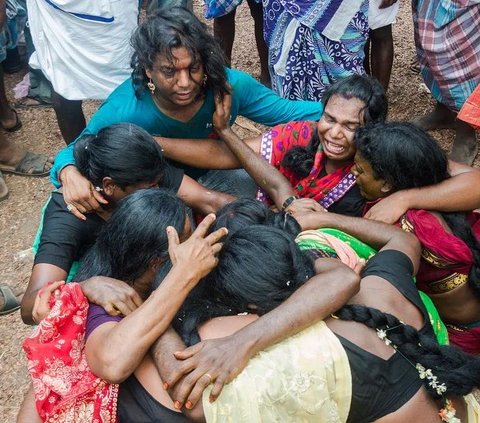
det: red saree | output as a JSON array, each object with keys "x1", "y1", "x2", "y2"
[
  {"x1": 400, "y1": 209, "x2": 480, "y2": 294},
  {"x1": 400, "y1": 209, "x2": 480, "y2": 354},
  {"x1": 257, "y1": 121, "x2": 356, "y2": 208},
  {"x1": 23, "y1": 283, "x2": 118, "y2": 422}
]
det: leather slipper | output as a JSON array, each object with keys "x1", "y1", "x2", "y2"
[
  {"x1": 0, "y1": 285, "x2": 21, "y2": 315},
  {"x1": 0, "y1": 151, "x2": 50, "y2": 177},
  {"x1": 13, "y1": 97, "x2": 53, "y2": 109}
]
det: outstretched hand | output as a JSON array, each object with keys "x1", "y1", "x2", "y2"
[
  {"x1": 167, "y1": 213, "x2": 228, "y2": 285},
  {"x1": 212, "y1": 93, "x2": 232, "y2": 134}
]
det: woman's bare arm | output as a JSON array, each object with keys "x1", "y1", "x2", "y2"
[
  {"x1": 364, "y1": 160, "x2": 480, "y2": 223},
  {"x1": 85, "y1": 216, "x2": 227, "y2": 383},
  {"x1": 156, "y1": 136, "x2": 261, "y2": 169},
  {"x1": 157, "y1": 261, "x2": 360, "y2": 409}
]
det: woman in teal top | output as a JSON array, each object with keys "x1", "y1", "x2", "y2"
[{"x1": 51, "y1": 8, "x2": 322, "y2": 219}]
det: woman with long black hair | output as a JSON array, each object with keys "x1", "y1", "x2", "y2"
[{"x1": 352, "y1": 122, "x2": 480, "y2": 354}]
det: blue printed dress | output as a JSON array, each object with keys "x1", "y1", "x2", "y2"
[{"x1": 264, "y1": 0, "x2": 369, "y2": 101}]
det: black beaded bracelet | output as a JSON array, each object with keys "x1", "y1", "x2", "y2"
[{"x1": 281, "y1": 195, "x2": 299, "y2": 211}]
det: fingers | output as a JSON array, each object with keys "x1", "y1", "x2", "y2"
[
  {"x1": 174, "y1": 342, "x2": 204, "y2": 360},
  {"x1": 42, "y1": 280, "x2": 65, "y2": 298},
  {"x1": 211, "y1": 242, "x2": 223, "y2": 256},
  {"x1": 66, "y1": 203, "x2": 87, "y2": 221},
  {"x1": 164, "y1": 358, "x2": 198, "y2": 390},
  {"x1": 222, "y1": 93, "x2": 232, "y2": 117},
  {"x1": 33, "y1": 281, "x2": 65, "y2": 323},
  {"x1": 129, "y1": 290, "x2": 144, "y2": 309},
  {"x1": 185, "y1": 373, "x2": 214, "y2": 409},
  {"x1": 209, "y1": 376, "x2": 227, "y2": 403},
  {"x1": 167, "y1": 226, "x2": 181, "y2": 250},
  {"x1": 104, "y1": 303, "x2": 122, "y2": 317},
  {"x1": 92, "y1": 188, "x2": 108, "y2": 205},
  {"x1": 205, "y1": 227, "x2": 228, "y2": 246},
  {"x1": 193, "y1": 213, "x2": 217, "y2": 238},
  {"x1": 214, "y1": 93, "x2": 223, "y2": 111},
  {"x1": 174, "y1": 369, "x2": 213, "y2": 408}
]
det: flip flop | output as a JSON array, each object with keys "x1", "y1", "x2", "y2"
[
  {"x1": 0, "y1": 171, "x2": 8, "y2": 202},
  {"x1": 0, "y1": 285, "x2": 21, "y2": 315},
  {"x1": 409, "y1": 59, "x2": 420, "y2": 74},
  {"x1": 13, "y1": 97, "x2": 53, "y2": 109},
  {"x1": 1, "y1": 109, "x2": 22, "y2": 132},
  {"x1": 0, "y1": 151, "x2": 50, "y2": 177}
]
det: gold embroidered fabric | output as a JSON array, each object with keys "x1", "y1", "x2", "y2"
[
  {"x1": 428, "y1": 273, "x2": 469, "y2": 294},
  {"x1": 203, "y1": 321, "x2": 352, "y2": 423}
]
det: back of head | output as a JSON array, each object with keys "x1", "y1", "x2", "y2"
[
  {"x1": 323, "y1": 75, "x2": 388, "y2": 124},
  {"x1": 74, "y1": 123, "x2": 165, "y2": 189},
  {"x1": 206, "y1": 225, "x2": 314, "y2": 315},
  {"x1": 74, "y1": 188, "x2": 188, "y2": 284},
  {"x1": 211, "y1": 198, "x2": 301, "y2": 237},
  {"x1": 355, "y1": 122, "x2": 450, "y2": 192},
  {"x1": 175, "y1": 225, "x2": 314, "y2": 345},
  {"x1": 130, "y1": 7, "x2": 228, "y2": 97}
]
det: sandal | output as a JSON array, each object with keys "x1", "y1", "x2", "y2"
[
  {"x1": 13, "y1": 97, "x2": 53, "y2": 109},
  {"x1": 409, "y1": 58, "x2": 420, "y2": 74},
  {"x1": 0, "y1": 151, "x2": 51, "y2": 177},
  {"x1": 0, "y1": 171, "x2": 8, "y2": 202},
  {"x1": 1, "y1": 109, "x2": 22, "y2": 132},
  {"x1": 0, "y1": 285, "x2": 21, "y2": 316}
]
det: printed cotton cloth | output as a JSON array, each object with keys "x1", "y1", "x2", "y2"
[
  {"x1": 264, "y1": 0, "x2": 369, "y2": 100},
  {"x1": 413, "y1": 0, "x2": 480, "y2": 111}
]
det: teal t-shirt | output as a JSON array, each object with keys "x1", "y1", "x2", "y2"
[{"x1": 50, "y1": 68, "x2": 323, "y2": 186}]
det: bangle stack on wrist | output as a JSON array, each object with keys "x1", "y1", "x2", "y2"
[{"x1": 281, "y1": 195, "x2": 299, "y2": 212}]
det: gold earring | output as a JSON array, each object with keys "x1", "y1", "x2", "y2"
[{"x1": 147, "y1": 78, "x2": 156, "y2": 94}]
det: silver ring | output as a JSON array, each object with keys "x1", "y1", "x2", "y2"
[{"x1": 66, "y1": 204, "x2": 74, "y2": 212}]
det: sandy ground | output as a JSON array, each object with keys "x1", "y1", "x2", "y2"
[{"x1": 0, "y1": 2, "x2": 478, "y2": 421}]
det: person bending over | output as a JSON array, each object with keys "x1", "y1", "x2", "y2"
[
  {"x1": 21, "y1": 123, "x2": 233, "y2": 325},
  {"x1": 351, "y1": 122, "x2": 480, "y2": 354}
]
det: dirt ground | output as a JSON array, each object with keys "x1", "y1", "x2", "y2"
[{"x1": 0, "y1": 2, "x2": 478, "y2": 421}]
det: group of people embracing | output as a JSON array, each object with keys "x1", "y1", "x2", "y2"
[{"x1": 16, "y1": 6, "x2": 480, "y2": 423}]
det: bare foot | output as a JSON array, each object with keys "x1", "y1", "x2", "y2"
[
  {"x1": 0, "y1": 108, "x2": 20, "y2": 131},
  {"x1": 414, "y1": 102, "x2": 456, "y2": 130},
  {"x1": 449, "y1": 120, "x2": 478, "y2": 165}
]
